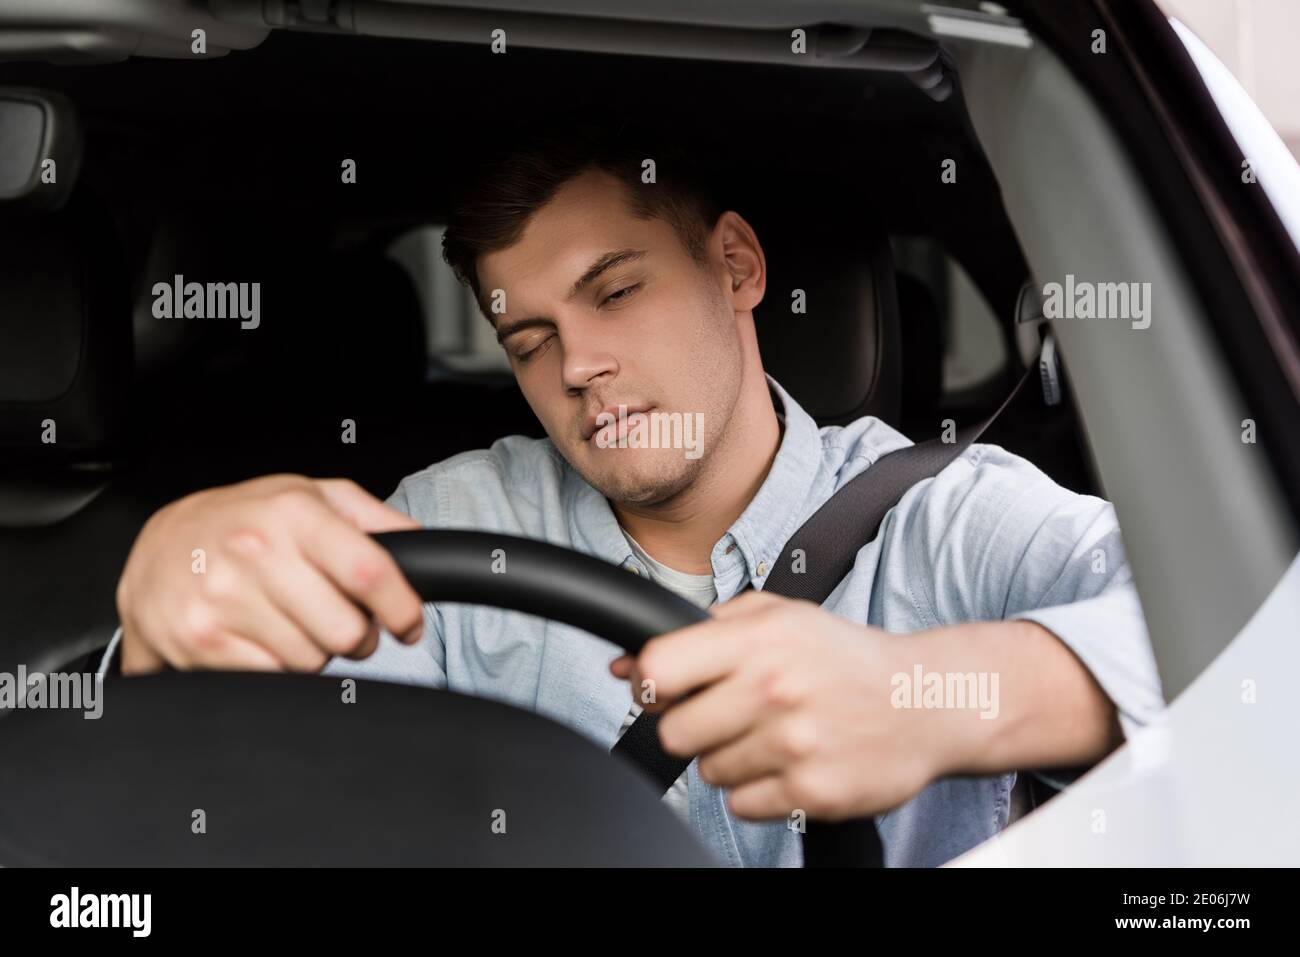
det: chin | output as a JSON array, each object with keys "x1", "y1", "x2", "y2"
[{"x1": 578, "y1": 451, "x2": 701, "y2": 508}]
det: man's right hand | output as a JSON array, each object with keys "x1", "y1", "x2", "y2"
[{"x1": 116, "y1": 474, "x2": 426, "y2": 675}]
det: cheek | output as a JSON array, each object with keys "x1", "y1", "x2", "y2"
[
  {"x1": 680, "y1": 296, "x2": 741, "y2": 378},
  {"x1": 653, "y1": 294, "x2": 729, "y2": 369}
]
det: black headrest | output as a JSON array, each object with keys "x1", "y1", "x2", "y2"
[
  {"x1": 136, "y1": 244, "x2": 427, "y2": 425},
  {"x1": 237, "y1": 249, "x2": 427, "y2": 410},
  {"x1": 0, "y1": 195, "x2": 131, "y2": 464},
  {"x1": 895, "y1": 271, "x2": 944, "y2": 420},
  {"x1": 750, "y1": 211, "x2": 901, "y2": 427}
]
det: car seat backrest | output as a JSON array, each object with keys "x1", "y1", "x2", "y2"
[
  {"x1": 750, "y1": 204, "x2": 902, "y2": 427},
  {"x1": 0, "y1": 194, "x2": 131, "y2": 474},
  {"x1": 894, "y1": 270, "x2": 944, "y2": 427},
  {"x1": 0, "y1": 193, "x2": 142, "y2": 673}
]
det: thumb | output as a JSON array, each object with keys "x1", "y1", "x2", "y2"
[
  {"x1": 120, "y1": 627, "x2": 168, "y2": 676},
  {"x1": 312, "y1": 478, "x2": 421, "y2": 533}
]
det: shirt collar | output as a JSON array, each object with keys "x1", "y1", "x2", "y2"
[{"x1": 718, "y1": 374, "x2": 824, "y2": 592}]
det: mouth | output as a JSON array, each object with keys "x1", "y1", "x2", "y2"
[{"x1": 582, "y1": 404, "x2": 655, "y2": 444}]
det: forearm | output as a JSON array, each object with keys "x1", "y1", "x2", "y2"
[{"x1": 905, "y1": 619, "x2": 1124, "y2": 778}]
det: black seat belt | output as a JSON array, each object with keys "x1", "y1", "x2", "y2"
[{"x1": 612, "y1": 369, "x2": 1032, "y2": 865}]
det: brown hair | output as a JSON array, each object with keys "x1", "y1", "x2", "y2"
[{"x1": 441, "y1": 120, "x2": 721, "y2": 313}]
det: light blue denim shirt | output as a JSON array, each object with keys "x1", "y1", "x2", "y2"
[{"x1": 100, "y1": 375, "x2": 1164, "y2": 866}]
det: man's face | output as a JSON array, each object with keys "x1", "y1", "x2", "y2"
[{"x1": 478, "y1": 169, "x2": 746, "y2": 507}]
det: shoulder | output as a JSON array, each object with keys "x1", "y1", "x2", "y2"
[
  {"x1": 919, "y1": 442, "x2": 1068, "y2": 516},
  {"x1": 894, "y1": 440, "x2": 1104, "y2": 561},
  {"x1": 814, "y1": 408, "x2": 1063, "y2": 511},
  {"x1": 816, "y1": 414, "x2": 913, "y2": 488},
  {"x1": 384, "y1": 435, "x2": 568, "y2": 528}
]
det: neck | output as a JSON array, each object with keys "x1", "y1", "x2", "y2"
[{"x1": 612, "y1": 368, "x2": 780, "y2": 575}]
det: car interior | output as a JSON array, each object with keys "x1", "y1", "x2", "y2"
[
  {"x1": 2, "y1": 0, "x2": 1299, "y2": 866},
  {"x1": 0, "y1": 23, "x2": 1107, "y2": 681}
]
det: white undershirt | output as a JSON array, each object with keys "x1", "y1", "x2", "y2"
[{"x1": 617, "y1": 530, "x2": 717, "y2": 826}]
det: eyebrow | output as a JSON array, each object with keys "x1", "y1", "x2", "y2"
[
  {"x1": 569, "y1": 248, "x2": 646, "y2": 300},
  {"x1": 493, "y1": 248, "x2": 648, "y2": 344}
]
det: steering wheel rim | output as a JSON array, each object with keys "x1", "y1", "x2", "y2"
[{"x1": 371, "y1": 529, "x2": 709, "y2": 654}]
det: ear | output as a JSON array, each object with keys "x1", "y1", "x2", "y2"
[{"x1": 716, "y1": 211, "x2": 766, "y2": 313}]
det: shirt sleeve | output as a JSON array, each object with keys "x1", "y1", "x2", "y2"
[
  {"x1": 96, "y1": 627, "x2": 124, "y2": 678},
  {"x1": 897, "y1": 442, "x2": 1166, "y2": 750}
]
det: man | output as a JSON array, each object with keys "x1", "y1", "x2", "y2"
[{"x1": 104, "y1": 124, "x2": 1164, "y2": 867}]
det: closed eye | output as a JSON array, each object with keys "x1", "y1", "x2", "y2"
[
  {"x1": 602, "y1": 283, "x2": 641, "y2": 306},
  {"x1": 512, "y1": 334, "x2": 554, "y2": 363}
]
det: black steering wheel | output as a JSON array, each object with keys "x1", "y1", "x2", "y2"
[{"x1": 0, "y1": 530, "x2": 881, "y2": 867}]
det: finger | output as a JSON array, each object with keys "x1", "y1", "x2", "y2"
[
  {"x1": 635, "y1": 618, "x2": 752, "y2": 703},
  {"x1": 727, "y1": 774, "x2": 796, "y2": 821},
  {"x1": 609, "y1": 654, "x2": 633, "y2": 678},
  {"x1": 708, "y1": 588, "x2": 784, "y2": 620},
  {"x1": 206, "y1": 582, "x2": 332, "y2": 672},
  {"x1": 290, "y1": 506, "x2": 425, "y2": 644},
  {"x1": 696, "y1": 721, "x2": 793, "y2": 787},
  {"x1": 227, "y1": 530, "x2": 377, "y2": 660},
  {"x1": 657, "y1": 673, "x2": 766, "y2": 757},
  {"x1": 119, "y1": 628, "x2": 167, "y2": 676},
  {"x1": 180, "y1": 627, "x2": 290, "y2": 673},
  {"x1": 314, "y1": 478, "x2": 421, "y2": 533},
  {"x1": 345, "y1": 619, "x2": 381, "y2": 661},
  {"x1": 627, "y1": 593, "x2": 782, "y2": 709}
]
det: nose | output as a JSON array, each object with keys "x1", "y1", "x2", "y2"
[{"x1": 561, "y1": 326, "x2": 619, "y2": 393}]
